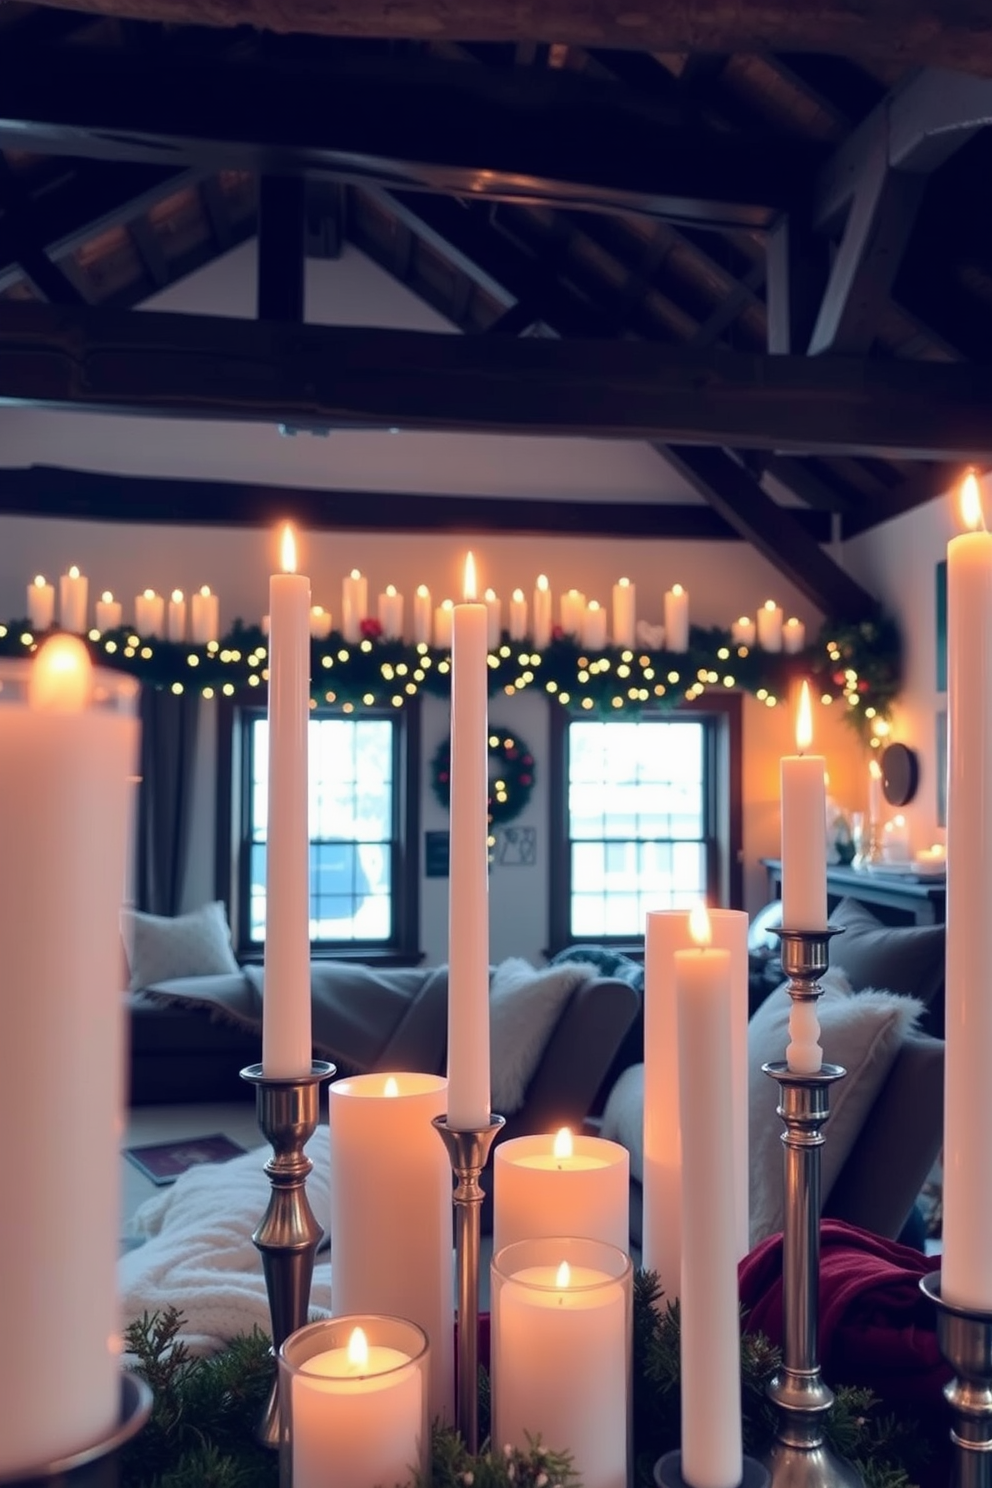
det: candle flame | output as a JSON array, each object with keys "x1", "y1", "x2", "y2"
[
  {"x1": 33, "y1": 575, "x2": 47, "y2": 588},
  {"x1": 68, "y1": 565, "x2": 80, "y2": 580},
  {"x1": 200, "y1": 585, "x2": 212, "y2": 598},
  {"x1": 764, "y1": 598, "x2": 777, "y2": 612},
  {"x1": 101, "y1": 590, "x2": 114, "y2": 603},
  {"x1": 556, "y1": 1261, "x2": 571, "y2": 1289},
  {"x1": 553, "y1": 1127, "x2": 573, "y2": 1160},
  {"x1": 171, "y1": 589, "x2": 183, "y2": 603},
  {"x1": 384, "y1": 1076, "x2": 399, "y2": 1097},
  {"x1": 588, "y1": 599, "x2": 601, "y2": 612},
  {"x1": 672, "y1": 583, "x2": 684, "y2": 597},
  {"x1": 869, "y1": 758, "x2": 882, "y2": 781},
  {"x1": 464, "y1": 552, "x2": 477, "y2": 602},
  {"x1": 417, "y1": 584, "x2": 429, "y2": 599},
  {"x1": 537, "y1": 573, "x2": 549, "y2": 593},
  {"x1": 961, "y1": 472, "x2": 985, "y2": 532},
  {"x1": 619, "y1": 576, "x2": 630, "y2": 589},
  {"x1": 347, "y1": 1327, "x2": 369, "y2": 1369},
  {"x1": 688, "y1": 902, "x2": 712, "y2": 948},
  {"x1": 512, "y1": 588, "x2": 524, "y2": 602},
  {"x1": 143, "y1": 588, "x2": 156, "y2": 601},
  {"x1": 796, "y1": 679, "x2": 813, "y2": 753},
  {"x1": 280, "y1": 525, "x2": 297, "y2": 574},
  {"x1": 386, "y1": 584, "x2": 397, "y2": 598},
  {"x1": 738, "y1": 615, "x2": 749, "y2": 626},
  {"x1": 29, "y1": 634, "x2": 93, "y2": 712},
  {"x1": 350, "y1": 568, "x2": 361, "y2": 580},
  {"x1": 441, "y1": 598, "x2": 454, "y2": 613}
]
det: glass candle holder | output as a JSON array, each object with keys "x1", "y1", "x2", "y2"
[
  {"x1": 491, "y1": 1236, "x2": 632, "y2": 1488},
  {"x1": 279, "y1": 1316, "x2": 430, "y2": 1488}
]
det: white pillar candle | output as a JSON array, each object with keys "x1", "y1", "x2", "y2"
[
  {"x1": 328, "y1": 1073, "x2": 455, "y2": 1423},
  {"x1": 341, "y1": 568, "x2": 368, "y2": 644},
  {"x1": 757, "y1": 598, "x2": 784, "y2": 650},
  {"x1": 612, "y1": 576, "x2": 636, "y2": 648},
  {"x1": 560, "y1": 588, "x2": 586, "y2": 638},
  {"x1": 730, "y1": 615, "x2": 756, "y2": 648},
  {"x1": 434, "y1": 598, "x2": 454, "y2": 651},
  {"x1": 581, "y1": 599, "x2": 608, "y2": 651},
  {"x1": 413, "y1": 584, "x2": 432, "y2": 646},
  {"x1": 675, "y1": 907, "x2": 743, "y2": 1488},
  {"x1": 190, "y1": 585, "x2": 220, "y2": 645},
  {"x1": 447, "y1": 553, "x2": 491, "y2": 1129},
  {"x1": 883, "y1": 812, "x2": 911, "y2": 863},
  {"x1": 26, "y1": 574, "x2": 55, "y2": 632},
  {"x1": 94, "y1": 591, "x2": 122, "y2": 634},
  {"x1": 281, "y1": 1318, "x2": 428, "y2": 1488},
  {"x1": 494, "y1": 1128, "x2": 629, "y2": 1252},
  {"x1": 260, "y1": 614, "x2": 270, "y2": 637},
  {"x1": 484, "y1": 587, "x2": 502, "y2": 649},
  {"x1": 377, "y1": 584, "x2": 404, "y2": 640},
  {"x1": 783, "y1": 616, "x2": 806, "y2": 654},
  {"x1": 943, "y1": 471, "x2": 992, "y2": 1310},
  {"x1": 58, "y1": 565, "x2": 88, "y2": 633},
  {"x1": 492, "y1": 1238, "x2": 630, "y2": 1488},
  {"x1": 134, "y1": 588, "x2": 164, "y2": 638},
  {"x1": 0, "y1": 637, "x2": 138, "y2": 1477},
  {"x1": 868, "y1": 756, "x2": 883, "y2": 825},
  {"x1": 509, "y1": 588, "x2": 528, "y2": 642},
  {"x1": 167, "y1": 589, "x2": 186, "y2": 643},
  {"x1": 262, "y1": 524, "x2": 312, "y2": 1077},
  {"x1": 533, "y1": 573, "x2": 553, "y2": 649},
  {"x1": 643, "y1": 908, "x2": 750, "y2": 1302},
  {"x1": 309, "y1": 605, "x2": 332, "y2": 640},
  {"x1": 664, "y1": 583, "x2": 689, "y2": 652}
]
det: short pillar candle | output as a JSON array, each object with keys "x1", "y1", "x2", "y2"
[{"x1": 493, "y1": 1129, "x2": 629, "y2": 1253}]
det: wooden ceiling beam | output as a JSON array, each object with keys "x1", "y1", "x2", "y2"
[
  {"x1": 0, "y1": 45, "x2": 810, "y2": 229},
  {"x1": 257, "y1": 175, "x2": 306, "y2": 321},
  {"x1": 24, "y1": 0, "x2": 992, "y2": 77},
  {"x1": 0, "y1": 464, "x2": 838, "y2": 540},
  {"x1": 1, "y1": 300, "x2": 990, "y2": 457},
  {"x1": 0, "y1": 158, "x2": 86, "y2": 305}
]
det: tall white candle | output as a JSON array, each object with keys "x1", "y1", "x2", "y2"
[
  {"x1": 59, "y1": 565, "x2": 88, "y2": 633},
  {"x1": 134, "y1": 588, "x2": 164, "y2": 638},
  {"x1": 413, "y1": 584, "x2": 432, "y2": 646},
  {"x1": 560, "y1": 588, "x2": 586, "y2": 638},
  {"x1": 95, "y1": 590, "x2": 122, "y2": 634},
  {"x1": 190, "y1": 585, "x2": 220, "y2": 645},
  {"x1": 377, "y1": 584, "x2": 404, "y2": 640},
  {"x1": 484, "y1": 587, "x2": 502, "y2": 649},
  {"x1": 643, "y1": 907, "x2": 749, "y2": 1303},
  {"x1": 675, "y1": 907, "x2": 743, "y2": 1488},
  {"x1": 0, "y1": 637, "x2": 138, "y2": 1477},
  {"x1": 446, "y1": 553, "x2": 491, "y2": 1129},
  {"x1": 780, "y1": 679, "x2": 827, "y2": 931},
  {"x1": 581, "y1": 599, "x2": 608, "y2": 651},
  {"x1": 533, "y1": 574, "x2": 553, "y2": 649},
  {"x1": 328, "y1": 1073, "x2": 454, "y2": 1422},
  {"x1": 26, "y1": 574, "x2": 55, "y2": 632},
  {"x1": 341, "y1": 569, "x2": 367, "y2": 644},
  {"x1": 612, "y1": 576, "x2": 636, "y2": 648},
  {"x1": 263, "y1": 525, "x2": 312, "y2": 1077},
  {"x1": 509, "y1": 588, "x2": 528, "y2": 641},
  {"x1": 943, "y1": 472, "x2": 992, "y2": 1310},
  {"x1": 494, "y1": 1129, "x2": 629, "y2": 1253},
  {"x1": 664, "y1": 583, "x2": 689, "y2": 652},
  {"x1": 167, "y1": 588, "x2": 186, "y2": 643},
  {"x1": 757, "y1": 599, "x2": 784, "y2": 650},
  {"x1": 434, "y1": 598, "x2": 454, "y2": 651}
]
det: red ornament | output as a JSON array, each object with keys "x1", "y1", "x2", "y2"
[{"x1": 360, "y1": 617, "x2": 383, "y2": 639}]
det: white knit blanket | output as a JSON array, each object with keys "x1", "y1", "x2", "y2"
[{"x1": 120, "y1": 1134, "x2": 333, "y2": 1355}]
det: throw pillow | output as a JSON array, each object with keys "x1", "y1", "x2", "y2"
[
  {"x1": 122, "y1": 900, "x2": 240, "y2": 993},
  {"x1": 600, "y1": 1063, "x2": 645, "y2": 1183},
  {"x1": 489, "y1": 958, "x2": 594, "y2": 1114},
  {"x1": 749, "y1": 969, "x2": 923, "y2": 1246},
  {"x1": 827, "y1": 897, "x2": 945, "y2": 1009}
]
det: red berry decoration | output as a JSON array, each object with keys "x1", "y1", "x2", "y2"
[{"x1": 430, "y1": 727, "x2": 537, "y2": 826}]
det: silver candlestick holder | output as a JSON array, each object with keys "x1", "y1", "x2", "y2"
[
  {"x1": 920, "y1": 1273, "x2": 992, "y2": 1488},
  {"x1": 762, "y1": 928, "x2": 863, "y2": 1488},
  {"x1": 241, "y1": 1060, "x2": 336, "y2": 1449},
  {"x1": 0, "y1": 1372, "x2": 153, "y2": 1488},
  {"x1": 433, "y1": 1114, "x2": 505, "y2": 1453}
]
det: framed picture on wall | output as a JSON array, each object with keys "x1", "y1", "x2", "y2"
[
  {"x1": 936, "y1": 559, "x2": 947, "y2": 693},
  {"x1": 936, "y1": 708, "x2": 947, "y2": 828}
]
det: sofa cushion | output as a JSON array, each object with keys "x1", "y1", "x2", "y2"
[
  {"x1": 827, "y1": 897, "x2": 945, "y2": 1008},
  {"x1": 122, "y1": 901, "x2": 240, "y2": 992},
  {"x1": 489, "y1": 958, "x2": 595, "y2": 1114}
]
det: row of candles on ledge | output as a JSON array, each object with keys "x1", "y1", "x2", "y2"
[{"x1": 22, "y1": 565, "x2": 808, "y2": 654}]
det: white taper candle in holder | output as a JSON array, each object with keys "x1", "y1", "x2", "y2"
[
  {"x1": 262, "y1": 524, "x2": 312, "y2": 1077},
  {"x1": 781, "y1": 679, "x2": 828, "y2": 1074},
  {"x1": 943, "y1": 471, "x2": 992, "y2": 1311},
  {"x1": 675, "y1": 905, "x2": 743, "y2": 1488},
  {"x1": 0, "y1": 637, "x2": 138, "y2": 1478}
]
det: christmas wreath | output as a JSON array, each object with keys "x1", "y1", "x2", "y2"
[{"x1": 431, "y1": 728, "x2": 536, "y2": 827}]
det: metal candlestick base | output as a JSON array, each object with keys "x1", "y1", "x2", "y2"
[
  {"x1": 762, "y1": 929, "x2": 863, "y2": 1488},
  {"x1": 655, "y1": 1449, "x2": 771, "y2": 1488},
  {"x1": 0, "y1": 1372, "x2": 153, "y2": 1488},
  {"x1": 920, "y1": 1272, "x2": 992, "y2": 1488},
  {"x1": 240, "y1": 1060, "x2": 336, "y2": 1448},
  {"x1": 433, "y1": 1114, "x2": 505, "y2": 1453}
]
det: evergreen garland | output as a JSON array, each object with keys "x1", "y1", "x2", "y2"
[{"x1": 119, "y1": 1279, "x2": 933, "y2": 1488}]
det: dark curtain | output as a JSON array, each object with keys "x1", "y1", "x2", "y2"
[{"x1": 135, "y1": 685, "x2": 202, "y2": 916}]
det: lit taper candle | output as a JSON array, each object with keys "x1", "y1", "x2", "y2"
[
  {"x1": 263, "y1": 524, "x2": 312, "y2": 1077},
  {"x1": 780, "y1": 679, "x2": 827, "y2": 930},
  {"x1": 446, "y1": 552, "x2": 490, "y2": 1128}
]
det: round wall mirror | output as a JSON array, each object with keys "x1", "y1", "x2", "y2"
[{"x1": 881, "y1": 742, "x2": 919, "y2": 807}]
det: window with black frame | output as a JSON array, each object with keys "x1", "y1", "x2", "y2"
[{"x1": 237, "y1": 707, "x2": 415, "y2": 954}]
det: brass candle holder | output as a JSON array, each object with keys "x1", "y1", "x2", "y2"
[
  {"x1": 0, "y1": 1372, "x2": 152, "y2": 1488},
  {"x1": 762, "y1": 928, "x2": 863, "y2": 1488},
  {"x1": 241, "y1": 1059, "x2": 336, "y2": 1449},
  {"x1": 433, "y1": 1114, "x2": 505, "y2": 1453},
  {"x1": 920, "y1": 1273, "x2": 992, "y2": 1488}
]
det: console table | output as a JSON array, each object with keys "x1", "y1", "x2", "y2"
[{"x1": 760, "y1": 857, "x2": 946, "y2": 926}]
